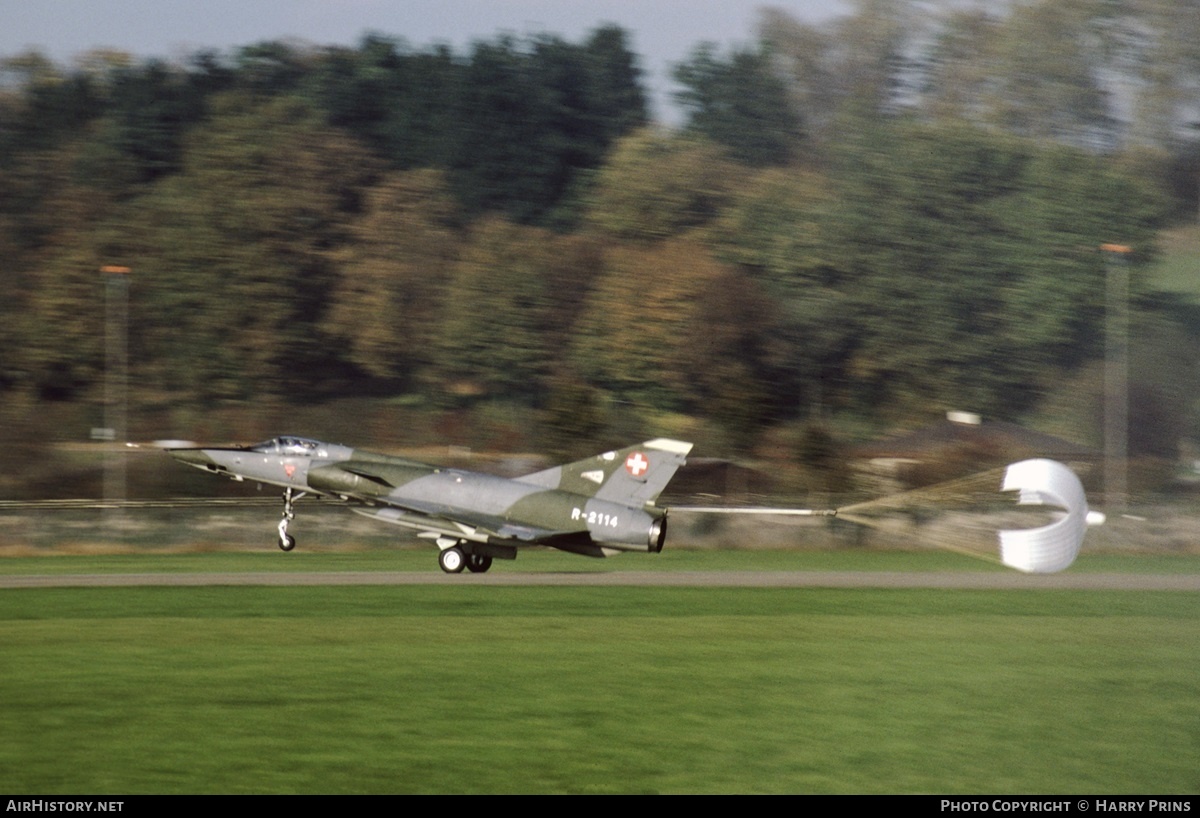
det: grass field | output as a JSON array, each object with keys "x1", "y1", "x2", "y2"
[
  {"x1": 3, "y1": 546, "x2": 1200, "y2": 575},
  {"x1": 1153, "y1": 225, "x2": 1200, "y2": 296},
  {"x1": 0, "y1": 552, "x2": 1196, "y2": 794}
]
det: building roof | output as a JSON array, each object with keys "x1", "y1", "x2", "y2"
[{"x1": 851, "y1": 416, "x2": 1097, "y2": 462}]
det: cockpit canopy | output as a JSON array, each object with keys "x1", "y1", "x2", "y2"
[{"x1": 250, "y1": 436, "x2": 326, "y2": 457}]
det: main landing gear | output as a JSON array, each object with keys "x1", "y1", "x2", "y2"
[
  {"x1": 437, "y1": 544, "x2": 493, "y2": 574},
  {"x1": 277, "y1": 487, "x2": 304, "y2": 552}
]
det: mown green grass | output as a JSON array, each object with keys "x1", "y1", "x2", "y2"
[
  {"x1": 1152, "y1": 225, "x2": 1200, "y2": 296},
  {"x1": 3, "y1": 547, "x2": 1199, "y2": 575},
  {"x1": 0, "y1": 577, "x2": 1196, "y2": 794}
]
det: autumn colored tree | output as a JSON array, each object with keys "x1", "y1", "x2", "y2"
[
  {"x1": 0, "y1": 136, "x2": 132, "y2": 401},
  {"x1": 0, "y1": 11, "x2": 1193, "y2": 457},
  {"x1": 322, "y1": 169, "x2": 462, "y2": 388},
  {"x1": 111, "y1": 94, "x2": 381, "y2": 402},
  {"x1": 582, "y1": 129, "x2": 741, "y2": 242},
  {"x1": 433, "y1": 217, "x2": 566, "y2": 403},
  {"x1": 701, "y1": 165, "x2": 838, "y2": 417},
  {"x1": 570, "y1": 239, "x2": 778, "y2": 435}
]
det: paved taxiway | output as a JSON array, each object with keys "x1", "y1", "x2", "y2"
[{"x1": 2, "y1": 571, "x2": 1197, "y2": 589}]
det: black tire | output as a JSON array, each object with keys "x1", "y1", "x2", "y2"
[
  {"x1": 465, "y1": 554, "x2": 493, "y2": 573},
  {"x1": 279, "y1": 534, "x2": 296, "y2": 552}
]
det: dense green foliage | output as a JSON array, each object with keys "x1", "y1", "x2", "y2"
[
  {"x1": 2, "y1": 2, "x2": 1199, "y2": 461},
  {"x1": 673, "y1": 42, "x2": 803, "y2": 166}
]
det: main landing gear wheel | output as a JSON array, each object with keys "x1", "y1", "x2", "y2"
[
  {"x1": 466, "y1": 554, "x2": 493, "y2": 574},
  {"x1": 438, "y1": 546, "x2": 466, "y2": 574}
]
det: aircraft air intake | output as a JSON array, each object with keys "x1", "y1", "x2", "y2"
[{"x1": 307, "y1": 464, "x2": 363, "y2": 495}]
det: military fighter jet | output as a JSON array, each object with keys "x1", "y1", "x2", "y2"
[{"x1": 169, "y1": 436, "x2": 692, "y2": 573}]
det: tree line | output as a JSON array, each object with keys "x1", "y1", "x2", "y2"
[{"x1": 1, "y1": 0, "x2": 1197, "y2": 460}]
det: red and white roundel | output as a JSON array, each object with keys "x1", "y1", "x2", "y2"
[{"x1": 625, "y1": 451, "x2": 649, "y2": 477}]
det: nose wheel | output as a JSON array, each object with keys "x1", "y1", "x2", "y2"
[
  {"x1": 277, "y1": 487, "x2": 303, "y2": 551},
  {"x1": 277, "y1": 518, "x2": 296, "y2": 552}
]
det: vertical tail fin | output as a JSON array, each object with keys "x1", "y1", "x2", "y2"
[{"x1": 521, "y1": 439, "x2": 693, "y2": 506}]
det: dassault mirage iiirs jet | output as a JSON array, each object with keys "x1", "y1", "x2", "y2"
[{"x1": 170, "y1": 437, "x2": 693, "y2": 573}]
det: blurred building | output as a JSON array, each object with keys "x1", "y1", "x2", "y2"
[{"x1": 851, "y1": 411, "x2": 1100, "y2": 494}]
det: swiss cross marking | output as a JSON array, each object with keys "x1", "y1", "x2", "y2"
[{"x1": 625, "y1": 452, "x2": 649, "y2": 477}]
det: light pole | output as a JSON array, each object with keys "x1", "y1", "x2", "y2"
[
  {"x1": 1101, "y1": 244, "x2": 1130, "y2": 512},
  {"x1": 101, "y1": 265, "x2": 130, "y2": 523}
]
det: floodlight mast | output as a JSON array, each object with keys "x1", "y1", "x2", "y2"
[
  {"x1": 1101, "y1": 244, "x2": 1130, "y2": 513},
  {"x1": 101, "y1": 265, "x2": 131, "y2": 524}
]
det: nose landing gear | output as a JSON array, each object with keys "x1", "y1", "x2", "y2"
[{"x1": 277, "y1": 487, "x2": 304, "y2": 551}]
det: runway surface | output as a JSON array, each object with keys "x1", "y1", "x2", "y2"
[{"x1": 2, "y1": 570, "x2": 1198, "y2": 589}]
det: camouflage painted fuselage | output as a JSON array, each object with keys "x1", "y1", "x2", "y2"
[{"x1": 171, "y1": 437, "x2": 693, "y2": 559}]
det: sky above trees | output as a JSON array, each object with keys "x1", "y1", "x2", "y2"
[{"x1": 0, "y1": 0, "x2": 847, "y2": 123}]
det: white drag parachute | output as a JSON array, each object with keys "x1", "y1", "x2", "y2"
[
  {"x1": 675, "y1": 458, "x2": 1102, "y2": 573},
  {"x1": 998, "y1": 459, "x2": 1100, "y2": 574}
]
